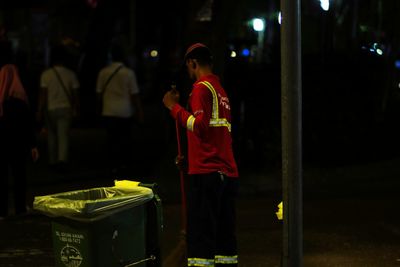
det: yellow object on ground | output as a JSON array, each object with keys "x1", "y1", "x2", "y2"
[
  {"x1": 276, "y1": 201, "x2": 283, "y2": 220},
  {"x1": 114, "y1": 180, "x2": 141, "y2": 189}
]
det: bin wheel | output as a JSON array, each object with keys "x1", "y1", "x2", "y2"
[{"x1": 112, "y1": 229, "x2": 157, "y2": 266}]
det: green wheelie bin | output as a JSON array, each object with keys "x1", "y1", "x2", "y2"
[{"x1": 33, "y1": 181, "x2": 162, "y2": 267}]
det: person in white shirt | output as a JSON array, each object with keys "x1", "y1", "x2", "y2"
[
  {"x1": 96, "y1": 45, "x2": 144, "y2": 175},
  {"x1": 38, "y1": 45, "x2": 79, "y2": 170}
]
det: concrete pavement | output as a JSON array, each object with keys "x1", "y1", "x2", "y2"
[
  {"x1": 1, "y1": 126, "x2": 400, "y2": 266},
  {"x1": 1, "y1": 194, "x2": 400, "y2": 266}
]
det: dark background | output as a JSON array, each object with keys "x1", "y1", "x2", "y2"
[
  {"x1": 2, "y1": 0, "x2": 400, "y2": 176},
  {"x1": 2, "y1": 1, "x2": 400, "y2": 266}
]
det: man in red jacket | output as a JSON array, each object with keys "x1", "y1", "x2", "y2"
[{"x1": 163, "y1": 43, "x2": 239, "y2": 267}]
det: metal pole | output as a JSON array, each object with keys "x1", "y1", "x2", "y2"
[{"x1": 280, "y1": 0, "x2": 303, "y2": 266}]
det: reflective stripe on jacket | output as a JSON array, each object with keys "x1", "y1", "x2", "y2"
[
  {"x1": 197, "y1": 80, "x2": 231, "y2": 132},
  {"x1": 170, "y1": 74, "x2": 238, "y2": 177}
]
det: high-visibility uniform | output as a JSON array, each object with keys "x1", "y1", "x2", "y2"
[
  {"x1": 171, "y1": 74, "x2": 239, "y2": 266},
  {"x1": 171, "y1": 74, "x2": 239, "y2": 178}
]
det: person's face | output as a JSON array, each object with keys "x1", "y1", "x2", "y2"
[{"x1": 186, "y1": 58, "x2": 197, "y2": 80}]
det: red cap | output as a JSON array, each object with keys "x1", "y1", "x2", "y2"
[{"x1": 184, "y1": 43, "x2": 209, "y2": 59}]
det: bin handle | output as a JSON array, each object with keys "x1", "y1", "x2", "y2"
[
  {"x1": 112, "y1": 229, "x2": 156, "y2": 267},
  {"x1": 123, "y1": 255, "x2": 156, "y2": 267}
]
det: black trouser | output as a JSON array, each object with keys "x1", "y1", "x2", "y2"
[
  {"x1": 0, "y1": 125, "x2": 28, "y2": 217},
  {"x1": 187, "y1": 172, "x2": 239, "y2": 266}
]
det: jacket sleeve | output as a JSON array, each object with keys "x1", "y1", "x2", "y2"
[{"x1": 170, "y1": 85, "x2": 212, "y2": 138}]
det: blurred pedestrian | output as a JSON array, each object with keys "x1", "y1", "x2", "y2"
[
  {"x1": 163, "y1": 43, "x2": 239, "y2": 267},
  {"x1": 38, "y1": 45, "x2": 80, "y2": 171},
  {"x1": 0, "y1": 41, "x2": 39, "y2": 218},
  {"x1": 96, "y1": 45, "x2": 144, "y2": 176}
]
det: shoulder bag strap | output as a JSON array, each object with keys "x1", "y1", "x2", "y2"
[
  {"x1": 52, "y1": 67, "x2": 73, "y2": 106},
  {"x1": 101, "y1": 64, "x2": 124, "y2": 96}
]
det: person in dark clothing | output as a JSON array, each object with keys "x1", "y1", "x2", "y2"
[
  {"x1": 0, "y1": 41, "x2": 39, "y2": 218},
  {"x1": 96, "y1": 45, "x2": 144, "y2": 176}
]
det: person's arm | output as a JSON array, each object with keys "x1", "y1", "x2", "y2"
[
  {"x1": 96, "y1": 92, "x2": 103, "y2": 115},
  {"x1": 131, "y1": 93, "x2": 144, "y2": 123},
  {"x1": 95, "y1": 71, "x2": 104, "y2": 115},
  {"x1": 36, "y1": 86, "x2": 47, "y2": 125},
  {"x1": 71, "y1": 73, "x2": 80, "y2": 117},
  {"x1": 128, "y1": 69, "x2": 144, "y2": 123},
  {"x1": 24, "y1": 99, "x2": 40, "y2": 162},
  {"x1": 71, "y1": 88, "x2": 80, "y2": 117},
  {"x1": 164, "y1": 85, "x2": 212, "y2": 138},
  {"x1": 31, "y1": 147, "x2": 39, "y2": 162}
]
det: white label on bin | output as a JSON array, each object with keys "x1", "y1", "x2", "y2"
[
  {"x1": 60, "y1": 244, "x2": 83, "y2": 267},
  {"x1": 56, "y1": 231, "x2": 85, "y2": 244}
]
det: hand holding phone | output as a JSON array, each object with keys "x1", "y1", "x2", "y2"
[{"x1": 163, "y1": 84, "x2": 180, "y2": 110}]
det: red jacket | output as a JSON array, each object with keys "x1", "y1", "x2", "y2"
[{"x1": 171, "y1": 74, "x2": 239, "y2": 177}]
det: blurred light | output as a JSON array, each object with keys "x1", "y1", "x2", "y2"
[
  {"x1": 86, "y1": 0, "x2": 97, "y2": 8},
  {"x1": 398, "y1": 82, "x2": 400, "y2": 89},
  {"x1": 230, "y1": 51, "x2": 237, "y2": 58},
  {"x1": 278, "y1": 12, "x2": 282, "y2": 25},
  {"x1": 320, "y1": 0, "x2": 330, "y2": 11},
  {"x1": 395, "y1": 60, "x2": 400, "y2": 69},
  {"x1": 150, "y1": 50, "x2": 158, "y2": 58},
  {"x1": 363, "y1": 43, "x2": 385, "y2": 56},
  {"x1": 252, "y1": 18, "x2": 265, "y2": 32},
  {"x1": 360, "y1": 25, "x2": 368, "y2": 32},
  {"x1": 241, "y1": 48, "x2": 250, "y2": 57},
  {"x1": 61, "y1": 37, "x2": 79, "y2": 47}
]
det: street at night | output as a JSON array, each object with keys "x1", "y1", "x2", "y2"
[
  {"x1": 2, "y1": 0, "x2": 400, "y2": 266},
  {"x1": 0, "y1": 128, "x2": 399, "y2": 266}
]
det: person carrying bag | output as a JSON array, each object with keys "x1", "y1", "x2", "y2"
[
  {"x1": 38, "y1": 45, "x2": 80, "y2": 170},
  {"x1": 96, "y1": 45, "x2": 144, "y2": 176}
]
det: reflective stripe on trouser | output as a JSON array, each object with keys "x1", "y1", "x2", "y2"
[
  {"x1": 187, "y1": 174, "x2": 239, "y2": 267},
  {"x1": 215, "y1": 255, "x2": 238, "y2": 265},
  {"x1": 188, "y1": 255, "x2": 238, "y2": 266},
  {"x1": 188, "y1": 257, "x2": 215, "y2": 266}
]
